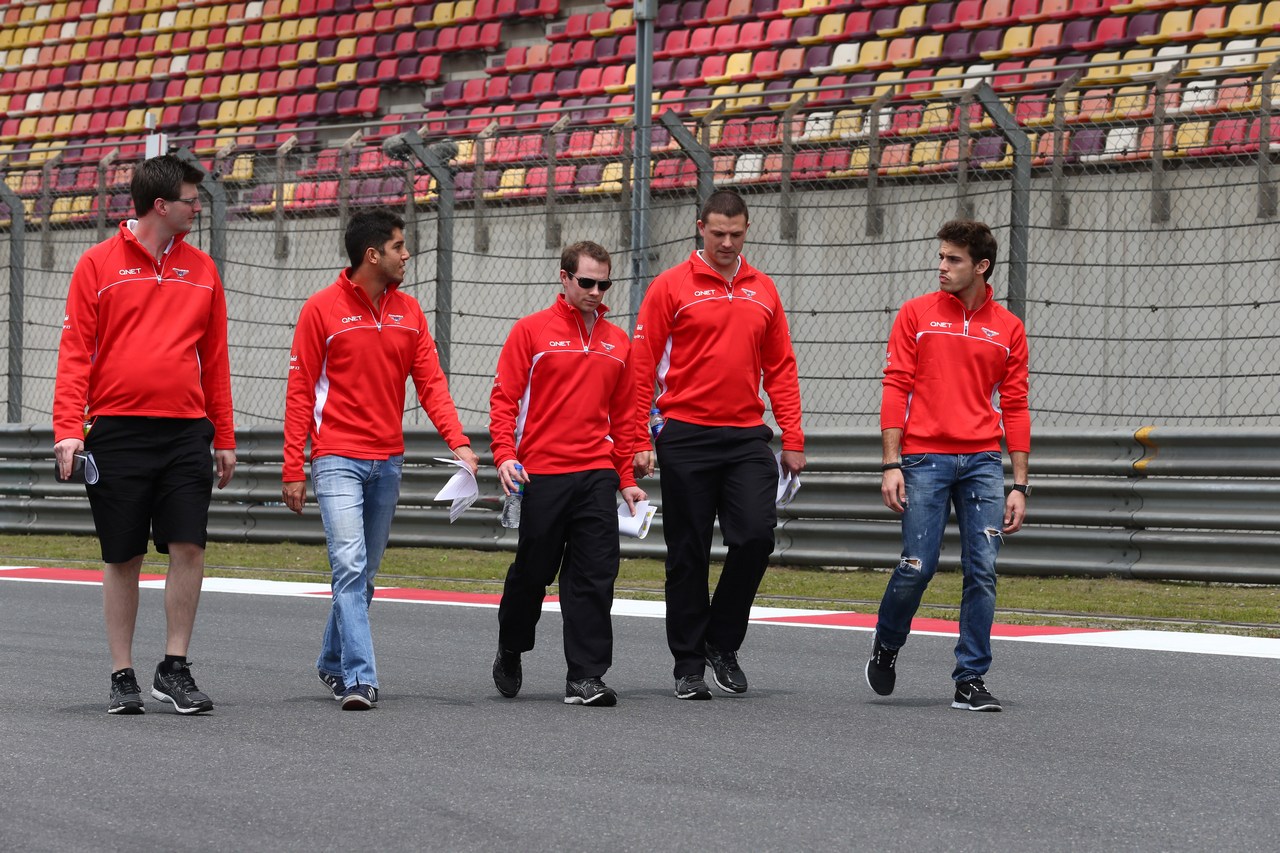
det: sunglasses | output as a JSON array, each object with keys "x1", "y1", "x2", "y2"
[{"x1": 567, "y1": 271, "x2": 613, "y2": 292}]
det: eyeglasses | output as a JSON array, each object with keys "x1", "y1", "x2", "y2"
[
  {"x1": 567, "y1": 271, "x2": 612, "y2": 292},
  {"x1": 167, "y1": 196, "x2": 200, "y2": 206}
]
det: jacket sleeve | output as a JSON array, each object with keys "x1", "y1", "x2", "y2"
[
  {"x1": 53, "y1": 253, "x2": 100, "y2": 443},
  {"x1": 609, "y1": 337, "x2": 639, "y2": 489},
  {"x1": 999, "y1": 320, "x2": 1031, "y2": 453},
  {"x1": 759, "y1": 289, "x2": 805, "y2": 452},
  {"x1": 488, "y1": 320, "x2": 531, "y2": 469},
  {"x1": 628, "y1": 274, "x2": 672, "y2": 446},
  {"x1": 196, "y1": 260, "x2": 236, "y2": 450},
  {"x1": 409, "y1": 304, "x2": 469, "y2": 450},
  {"x1": 880, "y1": 303, "x2": 917, "y2": 432},
  {"x1": 282, "y1": 297, "x2": 325, "y2": 482}
]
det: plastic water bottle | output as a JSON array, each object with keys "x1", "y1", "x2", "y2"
[
  {"x1": 501, "y1": 464, "x2": 524, "y2": 529},
  {"x1": 649, "y1": 407, "x2": 665, "y2": 440}
]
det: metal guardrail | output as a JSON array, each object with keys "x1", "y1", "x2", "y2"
[{"x1": 3, "y1": 425, "x2": 1278, "y2": 584}]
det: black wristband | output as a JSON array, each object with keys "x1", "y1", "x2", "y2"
[{"x1": 881, "y1": 462, "x2": 902, "y2": 472}]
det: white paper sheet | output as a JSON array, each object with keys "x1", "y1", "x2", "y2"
[
  {"x1": 775, "y1": 451, "x2": 801, "y2": 508},
  {"x1": 432, "y1": 457, "x2": 479, "y2": 523},
  {"x1": 618, "y1": 500, "x2": 657, "y2": 539}
]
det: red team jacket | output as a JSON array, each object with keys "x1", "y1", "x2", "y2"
[
  {"x1": 489, "y1": 294, "x2": 637, "y2": 489},
  {"x1": 881, "y1": 285, "x2": 1030, "y2": 455},
  {"x1": 283, "y1": 270, "x2": 468, "y2": 482},
  {"x1": 630, "y1": 251, "x2": 805, "y2": 452},
  {"x1": 54, "y1": 221, "x2": 235, "y2": 448}
]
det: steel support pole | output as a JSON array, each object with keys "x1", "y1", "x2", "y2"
[
  {"x1": 629, "y1": 0, "x2": 657, "y2": 320},
  {"x1": 173, "y1": 147, "x2": 228, "y2": 278},
  {"x1": 383, "y1": 130, "x2": 458, "y2": 375},
  {"x1": 0, "y1": 174, "x2": 25, "y2": 421},
  {"x1": 972, "y1": 82, "x2": 1031, "y2": 322}
]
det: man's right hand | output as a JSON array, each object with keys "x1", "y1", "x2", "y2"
[
  {"x1": 282, "y1": 481, "x2": 306, "y2": 515},
  {"x1": 54, "y1": 438, "x2": 84, "y2": 482},
  {"x1": 497, "y1": 459, "x2": 529, "y2": 496},
  {"x1": 633, "y1": 450, "x2": 654, "y2": 480},
  {"x1": 881, "y1": 469, "x2": 907, "y2": 514}
]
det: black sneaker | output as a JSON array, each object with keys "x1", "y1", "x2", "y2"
[
  {"x1": 865, "y1": 636, "x2": 898, "y2": 696},
  {"x1": 952, "y1": 678, "x2": 1002, "y2": 711},
  {"x1": 492, "y1": 648, "x2": 522, "y2": 698},
  {"x1": 564, "y1": 677, "x2": 618, "y2": 707},
  {"x1": 317, "y1": 669, "x2": 344, "y2": 701},
  {"x1": 340, "y1": 684, "x2": 378, "y2": 711},
  {"x1": 674, "y1": 674, "x2": 713, "y2": 700},
  {"x1": 108, "y1": 668, "x2": 145, "y2": 715},
  {"x1": 151, "y1": 661, "x2": 214, "y2": 715},
  {"x1": 705, "y1": 644, "x2": 748, "y2": 694}
]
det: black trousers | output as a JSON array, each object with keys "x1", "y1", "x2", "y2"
[
  {"x1": 655, "y1": 420, "x2": 778, "y2": 678},
  {"x1": 497, "y1": 468, "x2": 621, "y2": 681}
]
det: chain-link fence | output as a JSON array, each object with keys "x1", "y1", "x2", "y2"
[{"x1": 3, "y1": 69, "x2": 1280, "y2": 433}]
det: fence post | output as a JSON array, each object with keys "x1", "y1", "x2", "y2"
[
  {"x1": 383, "y1": 130, "x2": 457, "y2": 375},
  {"x1": 173, "y1": 147, "x2": 228, "y2": 274},
  {"x1": 631, "y1": 0, "x2": 658, "y2": 319},
  {"x1": 972, "y1": 82, "x2": 1031, "y2": 322},
  {"x1": 95, "y1": 148, "x2": 117, "y2": 242},
  {"x1": 660, "y1": 110, "x2": 715, "y2": 247},
  {"x1": 274, "y1": 135, "x2": 297, "y2": 260},
  {"x1": 337, "y1": 130, "x2": 361, "y2": 259},
  {"x1": 1047, "y1": 72, "x2": 1079, "y2": 229},
  {"x1": 0, "y1": 169, "x2": 25, "y2": 421},
  {"x1": 1258, "y1": 58, "x2": 1280, "y2": 219},
  {"x1": 780, "y1": 94, "x2": 809, "y2": 242},
  {"x1": 1150, "y1": 66, "x2": 1178, "y2": 225},
  {"x1": 40, "y1": 152, "x2": 61, "y2": 270},
  {"x1": 544, "y1": 114, "x2": 569, "y2": 249},
  {"x1": 866, "y1": 90, "x2": 891, "y2": 236},
  {"x1": 474, "y1": 121, "x2": 497, "y2": 254}
]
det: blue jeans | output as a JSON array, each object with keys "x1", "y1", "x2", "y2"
[
  {"x1": 312, "y1": 454, "x2": 403, "y2": 690},
  {"x1": 875, "y1": 451, "x2": 1005, "y2": 683}
]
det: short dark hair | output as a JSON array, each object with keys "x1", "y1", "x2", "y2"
[
  {"x1": 345, "y1": 210, "x2": 405, "y2": 269},
  {"x1": 131, "y1": 154, "x2": 204, "y2": 218},
  {"x1": 699, "y1": 188, "x2": 749, "y2": 224},
  {"x1": 560, "y1": 240, "x2": 611, "y2": 276},
  {"x1": 936, "y1": 219, "x2": 997, "y2": 280}
]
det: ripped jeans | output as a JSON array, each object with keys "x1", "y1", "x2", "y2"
[{"x1": 875, "y1": 451, "x2": 1005, "y2": 683}]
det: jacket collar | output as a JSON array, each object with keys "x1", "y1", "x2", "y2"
[
  {"x1": 687, "y1": 249, "x2": 754, "y2": 285},
  {"x1": 119, "y1": 218, "x2": 186, "y2": 262}
]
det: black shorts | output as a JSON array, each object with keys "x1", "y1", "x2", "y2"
[{"x1": 83, "y1": 416, "x2": 216, "y2": 563}]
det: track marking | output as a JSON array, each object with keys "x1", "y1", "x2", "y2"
[{"x1": 4, "y1": 566, "x2": 1278, "y2": 659}]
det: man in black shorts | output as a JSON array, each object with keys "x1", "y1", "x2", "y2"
[{"x1": 53, "y1": 155, "x2": 237, "y2": 715}]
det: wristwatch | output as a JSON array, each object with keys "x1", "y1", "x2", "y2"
[{"x1": 1010, "y1": 483, "x2": 1032, "y2": 496}]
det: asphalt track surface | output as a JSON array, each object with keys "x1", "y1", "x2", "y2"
[{"x1": 2, "y1": 571, "x2": 1279, "y2": 853}]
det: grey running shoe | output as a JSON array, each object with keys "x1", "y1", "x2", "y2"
[
  {"x1": 705, "y1": 644, "x2": 748, "y2": 694},
  {"x1": 108, "y1": 668, "x2": 145, "y2": 715},
  {"x1": 865, "y1": 636, "x2": 898, "y2": 696},
  {"x1": 340, "y1": 684, "x2": 378, "y2": 711},
  {"x1": 151, "y1": 661, "x2": 214, "y2": 714},
  {"x1": 952, "y1": 678, "x2": 1002, "y2": 711},
  {"x1": 674, "y1": 674, "x2": 713, "y2": 700},
  {"x1": 318, "y1": 669, "x2": 344, "y2": 700},
  {"x1": 564, "y1": 677, "x2": 618, "y2": 706}
]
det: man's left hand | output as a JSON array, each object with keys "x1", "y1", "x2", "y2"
[
  {"x1": 780, "y1": 449, "x2": 806, "y2": 476},
  {"x1": 453, "y1": 444, "x2": 480, "y2": 474},
  {"x1": 214, "y1": 449, "x2": 236, "y2": 489},
  {"x1": 620, "y1": 485, "x2": 647, "y2": 516},
  {"x1": 1003, "y1": 491, "x2": 1026, "y2": 534}
]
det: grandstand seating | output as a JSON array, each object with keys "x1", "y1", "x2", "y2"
[{"x1": 0, "y1": 0, "x2": 1277, "y2": 219}]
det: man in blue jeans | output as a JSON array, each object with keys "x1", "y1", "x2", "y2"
[
  {"x1": 865, "y1": 220, "x2": 1030, "y2": 712},
  {"x1": 283, "y1": 211, "x2": 479, "y2": 710}
]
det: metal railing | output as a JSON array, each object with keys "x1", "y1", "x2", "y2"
[{"x1": 3, "y1": 424, "x2": 1277, "y2": 584}]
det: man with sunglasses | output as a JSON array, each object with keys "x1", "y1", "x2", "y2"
[
  {"x1": 631, "y1": 189, "x2": 806, "y2": 700},
  {"x1": 489, "y1": 241, "x2": 646, "y2": 706},
  {"x1": 54, "y1": 154, "x2": 236, "y2": 715}
]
